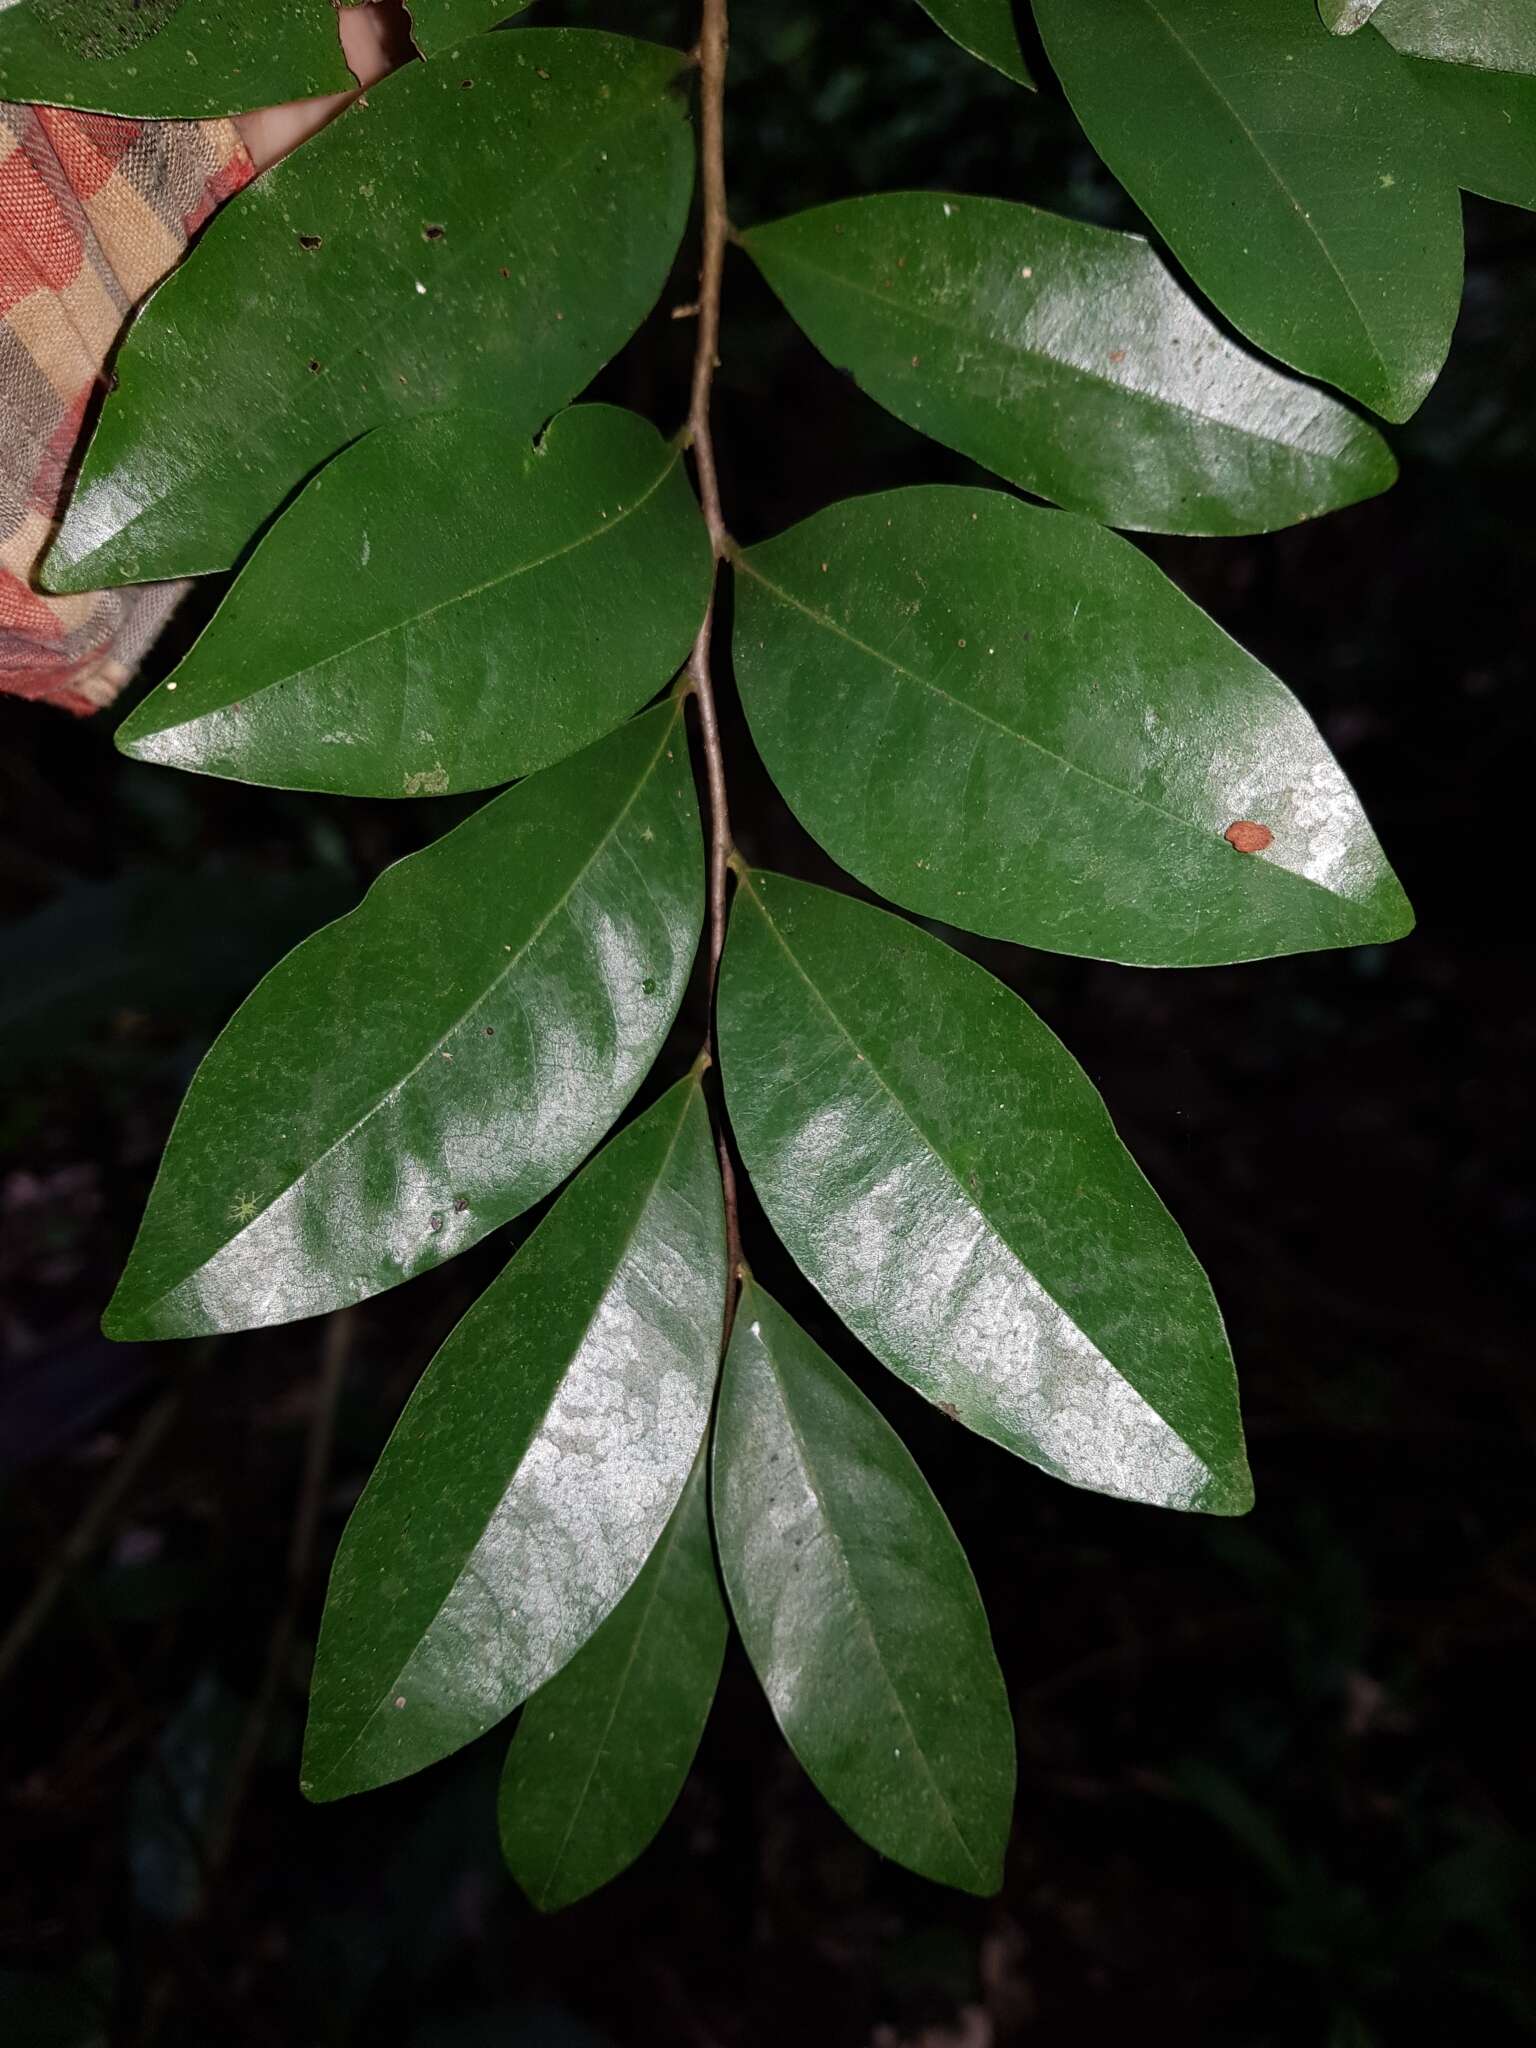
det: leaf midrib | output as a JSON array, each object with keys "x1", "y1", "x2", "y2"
[
  {"x1": 736, "y1": 551, "x2": 1355, "y2": 923},
  {"x1": 532, "y1": 1475, "x2": 690, "y2": 1906},
  {"x1": 149, "y1": 445, "x2": 682, "y2": 735},
  {"x1": 1126, "y1": 0, "x2": 1389, "y2": 386},
  {"x1": 752, "y1": 226, "x2": 1348, "y2": 464},
  {"x1": 737, "y1": 878, "x2": 1210, "y2": 1483},
  {"x1": 142, "y1": 707, "x2": 682, "y2": 1316},
  {"x1": 750, "y1": 1302, "x2": 990, "y2": 1888},
  {"x1": 314, "y1": 1081, "x2": 703, "y2": 1796},
  {"x1": 67, "y1": 56, "x2": 682, "y2": 571}
]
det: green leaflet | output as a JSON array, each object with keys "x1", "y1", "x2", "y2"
[
  {"x1": 913, "y1": 0, "x2": 1034, "y2": 85},
  {"x1": 44, "y1": 29, "x2": 695, "y2": 591},
  {"x1": 743, "y1": 194, "x2": 1396, "y2": 537},
  {"x1": 1407, "y1": 57, "x2": 1536, "y2": 209},
  {"x1": 1031, "y1": 0, "x2": 1463, "y2": 423},
  {"x1": 303, "y1": 1075, "x2": 726, "y2": 1801},
  {"x1": 719, "y1": 872, "x2": 1254, "y2": 1516},
  {"x1": 714, "y1": 1284, "x2": 1015, "y2": 1895},
  {"x1": 102, "y1": 703, "x2": 701, "y2": 1341},
  {"x1": 734, "y1": 488, "x2": 1412, "y2": 967},
  {"x1": 1318, "y1": 0, "x2": 1383, "y2": 30},
  {"x1": 0, "y1": 0, "x2": 353, "y2": 118},
  {"x1": 1373, "y1": 0, "x2": 1536, "y2": 77},
  {"x1": 407, "y1": 3, "x2": 519, "y2": 57},
  {"x1": 498, "y1": 1446, "x2": 725, "y2": 1910},
  {"x1": 116, "y1": 407, "x2": 712, "y2": 798}
]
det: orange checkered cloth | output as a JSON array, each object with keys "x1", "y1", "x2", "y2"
[{"x1": 0, "y1": 104, "x2": 252, "y2": 717}]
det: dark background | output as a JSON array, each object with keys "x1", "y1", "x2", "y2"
[{"x1": 2, "y1": 4, "x2": 1532, "y2": 2043}]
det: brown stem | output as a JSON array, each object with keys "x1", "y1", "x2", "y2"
[{"x1": 685, "y1": 0, "x2": 744, "y2": 1333}]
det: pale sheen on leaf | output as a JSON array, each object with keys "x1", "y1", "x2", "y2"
[
  {"x1": 744, "y1": 193, "x2": 1397, "y2": 536},
  {"x1": 714, "y1": 1284, "x2": 1015, "y2": 1895},
  {"x1": 102, "y1": 704, "x2": 701, "y2": 1340},
  {"x1": 116, "y1": 406, "x2": 712, "y2": 797},
  {"x1": 1317, "y1": 0, "x2": 1383, "y2": 31},
  {"x1": 303, "y1": 1076, "x2": 725, "y2": 1800},
  {"x1": 719, "y1": 872, "x2": 1254, "y2": 1516},
  {"x1": 45, "y1": 29, "x2": 695, "y2": 589},
  {"x1": 1032, "y1": 0, "x2": 1464, "y2": 422},
  {"x1": 734, "y1": 487, "x2": 1413, "y2": 966},
  {"x1": 498, "y1": 1446, "x2": 725, "y2": 1910},
  {"x1": 1374, "y1": 0, "x2": 1536, "y2": 77}
]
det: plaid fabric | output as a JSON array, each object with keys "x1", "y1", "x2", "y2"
[{"x1": 0, "y1": 104, "x2": 251, "y2": 717}]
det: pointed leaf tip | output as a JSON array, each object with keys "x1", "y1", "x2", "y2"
[
  {"x1": 913, "y1": 0, "x2": 1035, "y2": 86},
  {"x1": 303, "y1": 1075, "x2": 726, "y2": 1801},
  {"x1": 45, "y1": 30, "x2": 696, "y2": 587},
  {"x1": 744, "y1": 192, "x2": 1398, "y2": 534},
  {"x1": 104, "y1": 704, "x2": 702, "y2": 1341},
  {"x1": 719, "y1": 873, "x2": 1254, "y2": 1516},
  {"x1": 1031, "y1": 0, "x2": 1463, "y2": 423},
  {"x1": 114, "y1": 406, "x2": 712, "y2": 798},
  {"x1": 498, "y1": 1447, "x2": 726, "y2": 1910},
  {"x1": 735, "y1": 488, "x2": 1413, "y2": 967},
  {"x1": 714, "y1": 1284, "x2": 1015, "y2": 1894}
]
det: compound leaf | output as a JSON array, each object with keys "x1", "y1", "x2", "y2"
[
  {"x1": 744, "y1": 193, "x2": 1396, "y2": 536},
  {"x1": 714, "y1": 1283, "x2": 1015, "y2": 1895},
  {"x1": 103, "y1": 702, "x2": 701, "y2": 1341},
  {"x1": 303, "y1": 1073, "x2": 725, "y2": 1801},
  {"x1": 45, "y1": 28, "x2": 694, "y2": 590},
  {"x1": 1031, "y1": 0, "x2": 1463, "y2": 422},
  {"x1": 498, "y1": 1444, "x2": 725, "y2": 1911},
  {"x1": 116, "y1": 406, "x2": 711, "y2": 797},
  {"x1": 719, "y1": 872, "x2": 1253, "y2": 1516},
  {"x1": 913, "y1": 0, "x2": 1034, "y2": 86},
  {"x1": 734, "y1": 487, "x2": 1412, "y2": 966},
  {"x1": 0, "y1": 0, "x2": 354, "y2": 119}
]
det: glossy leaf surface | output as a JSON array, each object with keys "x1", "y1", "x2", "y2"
[
  {"x1": 1031, "y1": 0, "x2": 1463, "y2": 422},
  {"x1": 914, "y1": 0, "x2": 1034, "y2": 85},
  {"x1": 303, "y1": 1075, "x2": 725, "y2": 1801},
  {"x1": 1318, "y1": 0, "x2": 1383, "y2": 30},
  {"x1": 735, "y1": 488, "x2": 1412, "y2": 966},
  {"x1": 714, "y1": 1284, "x2": 1014, "y2": 1895},
  {"x1": 45, "y1": 29, "x2": 694, "y2": 590},
  {"x1": 744, "y1": 194, "x2": 1396, "y2": 536},
  {"x1": 1374, "y1": 0, "x2": 1536, "y2": 77},
  {"x1": 719, "y1": 873, "x2": 1253, "y2": 1515},
  {"x1": 498, "y1": 1446, "x2": 725, "y2": 1910},
  {"x1": 116, "y1": 407, "x2": 711, "y2": 798},
  {"x1": 103, "y1": 704, "x2": 701, "y2": 1341},
  {"x1": 0, "y1": 0, "x2": 352, "y2": 118},
  {"x1": 1408, "y1": 58, "x2": 1536, "y2": 209}
]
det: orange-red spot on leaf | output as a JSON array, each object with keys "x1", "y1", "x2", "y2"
[{"x1": 1225, "y1": 820, "x2": 1273, "y2": 854}]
